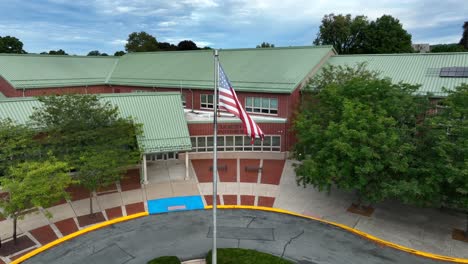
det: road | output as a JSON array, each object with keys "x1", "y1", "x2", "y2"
[{"x1": 24, "y1": 209, "x2": 445, "y2": 264}]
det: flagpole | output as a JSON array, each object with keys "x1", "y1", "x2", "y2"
[{"x1": 212, "y1": 49, "x2": 219, "y2": 264}]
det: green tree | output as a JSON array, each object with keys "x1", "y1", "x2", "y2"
[
  {"x1": 460, "y1": 21, "x2": 468, "y2": 49},
  {"x1": 87, "y1": 50, "x2": 101, "y2": 56},
  {"x1": 294, "y1": 64, "x2": 429, "y2": 204},
  {"x1": 313, "y1": 14, "x2": 369, "y2": 54},
  {"x1": 0, "y1": 119, "x2": 36, "y2": 178},
  {"x1": 177, "y1": 40, "x2": 198, "y2": 50},
  {"x1": 430, "y1": 44, "x2": 467, "y2": 53},
  {"x1": 30, "y1": 94, "x2": 142, "y2": 215},
  {"x1": 158, "y1": 42, "x2": 178, "y2": 51},
  {"x1": 114, "y1": 50, "x2": 126, "y2": 56},
  {"x1": 0, "y1": 36, "x2": 26, "y2": 54},
  {"x1": 363, "y1": 15, "x2": 413, "y2": 54},
  {"x1": 390, "y1": 85, "x2": 468, "y2": 236},
  {"x1": 125, "y1": 31, "x2": 159, "y2": 52},
  {"x1": 47, "y1": 49, "x2": 68, "y2": 55},
  {"x1": 256, "y1": 42, "x2": 275, "y2": 48},
  {"x1": 0, "y1": 158, "x2": 73, "y2": 244}
]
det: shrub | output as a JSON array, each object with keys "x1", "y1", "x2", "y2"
[
  {"x1": 206, "y1": 248, "x2": 293, "y2": 264},
  {"x1": 147, "y1": 256, "x2": 181, "y2": 264}
]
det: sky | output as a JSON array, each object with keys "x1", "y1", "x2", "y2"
[{"x1": 0, "y1": 0, "x2": 466, "y2": 55}]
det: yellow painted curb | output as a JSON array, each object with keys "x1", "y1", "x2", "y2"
[
  {"x1": 11, "y1": 212, "x2": 149, "y2": 264},
  {"x1": 205, "y1": 205, "x2": 468, "y2": 264}
]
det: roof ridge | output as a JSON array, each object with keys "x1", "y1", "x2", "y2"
[{"x1": 125, "y1": 45, "x2": 334, "y2": 55}]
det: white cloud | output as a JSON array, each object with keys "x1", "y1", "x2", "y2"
[{"x1": 110, "y1": 39, "x2": 127, "y2": 45}]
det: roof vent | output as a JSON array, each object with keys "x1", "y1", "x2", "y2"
[{"x1": 440, "y1": 67, "x2": 468, "y2": 77}]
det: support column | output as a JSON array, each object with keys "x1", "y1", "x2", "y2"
[
  {"x1": 143, "y1": 154, "x2": 148, "y2": 184},
  {"x1": 185, "y1": 152, "x2": 189, "y2": 180}
]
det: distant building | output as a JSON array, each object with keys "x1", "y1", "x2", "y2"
[{"x1": 412, "y1": 43, "x2": 431, "y2": 53}]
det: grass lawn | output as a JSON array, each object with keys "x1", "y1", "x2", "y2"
[{"x1": 206, "y1": 248, "x2": 293, "y2": 264}]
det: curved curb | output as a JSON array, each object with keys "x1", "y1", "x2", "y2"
[
  {"x1": 205, "y1": 205, "x2": 468, "y2": 264},
  {"x1": 11, "y1": 212, "x2": 149, "y2": 264}
]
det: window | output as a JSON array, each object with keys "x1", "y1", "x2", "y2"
[
  {"x1": 181, "y1": 94, "x2": 186, "y2": 107},
  {"x1": 190, "y1": 135, "x2": 281, "y2": 152},
  {"x1": 201, "y1": 94, "x2": 214, "y2": 109},
  {"x1": 245, "y1": 97, "x2": 278, "y2": 114}
]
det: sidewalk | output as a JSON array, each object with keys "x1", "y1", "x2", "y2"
[{"x1": 0, "y1": 159, "x2": 466, "y2": 263}]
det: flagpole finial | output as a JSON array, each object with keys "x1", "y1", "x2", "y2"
[{"x1": 214, "y1": 49, "x2": 219, "y2": 57}]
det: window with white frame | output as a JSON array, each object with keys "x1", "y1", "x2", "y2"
[
  {"x1": 245, "y1": 97, "x2": 278, "y2": 114},
  {"x1": 190, "y1": 135, "x2": 281, "y2": 152},
  {"x1": 200, "y1": 94, "x2": 214, "y2": 109}
]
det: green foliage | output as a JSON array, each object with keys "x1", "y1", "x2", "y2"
[
  {"x1": 0, "y1": 158, "x2": 73, "y2": 219},
  {"x1": 30, "y1": 94, "x2": 143, "y2": 213},
  {"x1": 363, "y1": 15, "x2": 413, "y2": 54},
  {"x1": 177, "y1": 40, "x2": 198, "y2": 50},
  {"x1": 256, "y1": 42, "x2": 275, "y2": 48},
  {"x1": 313, "y1": 14, "x2": 369, "y2": 54},
  {"x1": 147, "y1": 256, "x2": 181, "y2": 264},
  {"x1": 47, "y1": 49, "x2": 68, "y2": 55},
  {"x1": 295, "y1": 65, "x2": 430, "y2": 203},
  {"x1": 114, "y1": 51, "x2": 126, "y2": 56},
  {"x1": 206, "y1": 248, "x2": 292, "y2": 264},
  {"x1": 314, "y1": 14, "x2": 412, "y2": 54},
  {"x1": 0, "y1": 36, "x2": 26, "y2": 54},
  {"x1": 0, "y1": 119, "x2": 37, "y2": 177},
  {"x1": 430, "y1": 44, "x2": 467, "y2": 53},
  {"x1": 460, "y1": 21, "x2": 468, "y2": 49},
  {"x1": 125, "y1": 31, "x2": 159, "y2": 52},
  {"x1": 390, "y1": 84, "x2": 468, "y2": 210},
  {"x1": 158, "y1": 42, "x2": 178, "y2": 51}
]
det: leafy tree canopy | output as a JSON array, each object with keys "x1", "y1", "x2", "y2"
[
  {"x1": 0, "y1": 119, "x2": 36, "y2": 177},
  {"x1": 30, "y1": 94, "x2": 143, "y2": 214},
  {"x1": 256, "y1": 42, "x2": 275, "y2": 48},
  {"x1": 0, "y1": 158, "x2": 73, "y2": 242},
  {"x1": 460, "y1": 21, "x2": 468, "y2": 49},
  {"x1": 430, "y1": 43, "x2": 467, "y2": 53},
  {"x1": 46, "y1": 49, "x2": 68, "y2": 55},
  {"x1": 0, "y1": 36, "x2": 26, "y2": 54},
  {"x1": 114, "y1": 50, "x2": 126, "y2": 56},
  {"x1": 158, "y1": 42, "x2": 178, "y2": 51},
  {"x1": 314, "y1": 14, "x2": 413, "y2": 54},
  {"x1": 313, "y1": 14, "x2": 369, "y2": 54},
  {"x1": 295, "y1": 64, "x2": 429, "y2": 203},
  {"x1": 363, "y1": 15, "x2": 413, "y2": 53},
  {"x1": 177, "y1": 40, "x2": 198, "y2": 50},
  {"x1": 125, "y1": 31, "x2": 159, "y2": 52}
]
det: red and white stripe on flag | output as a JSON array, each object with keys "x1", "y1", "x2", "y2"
[{"x1": 218, "y1": 64, "x2": 265, "y2": 143}]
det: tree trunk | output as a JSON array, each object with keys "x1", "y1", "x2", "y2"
[
  {"x1": 13, "y1": 215, "x2": 17, "y2": 245},
  {"x1": 89, "y1": 192, "x2": 94, "y2": 218}
]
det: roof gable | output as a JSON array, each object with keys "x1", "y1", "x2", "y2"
[{"x1": 0, "y1": 93, "x2": 191, "y2": 153}]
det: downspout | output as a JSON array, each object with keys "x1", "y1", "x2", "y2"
[
  {"x1": 189, "y1": 88, "x2": 194, "y2": 113},
  {"x1": 85, "y1": 85, "x2": 88, "y2": 94},
  {"x1": 22, "y1": 87, "x2": 25, "y2": 97}
]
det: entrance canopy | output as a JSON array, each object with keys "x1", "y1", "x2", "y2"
[{"x1": 0, "y1": 92, "x2": 192, "y2": 154}]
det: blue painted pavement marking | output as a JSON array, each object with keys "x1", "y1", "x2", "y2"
[{"x1": 147, "y1": 195, "x2": 204, "y2": 214}]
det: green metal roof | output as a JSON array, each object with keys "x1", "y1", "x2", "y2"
[
  {"x1": 110, "y1": 46, "x2": 334, "y2": 93},
  {"x1": 326, "y1": 53, "x2": 468, "y2": 96},
  {"x1": 0, "y1": 54, "x2": 118, "y2": 89},
  {"x1": 0, "y1": 93, "x2": 191, "y2": 153}
]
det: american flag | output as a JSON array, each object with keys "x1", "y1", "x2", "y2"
[{"x1": 218, "y1": 64, "x2": 264, "y2": 143}]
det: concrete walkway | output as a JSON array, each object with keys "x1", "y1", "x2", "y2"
[{"x1": 0, "y1": 158, "x2": 466, "y2": 263}]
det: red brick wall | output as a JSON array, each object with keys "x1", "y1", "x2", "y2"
[
  {"x1": 188, "y1": 122, "x2": 288, "y2": 151},
  {"x1": 0, "y1": 76, "x2": 20, "y2": 97}
]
